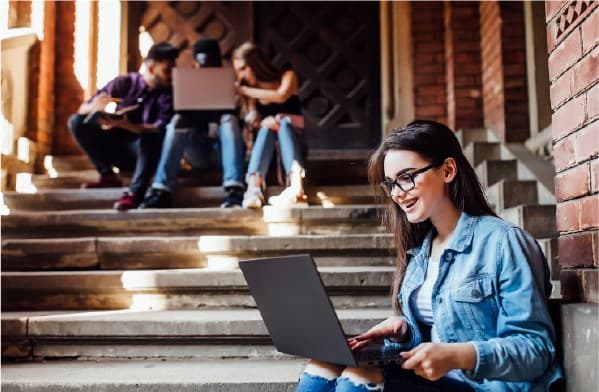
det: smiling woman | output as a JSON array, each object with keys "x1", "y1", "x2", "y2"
[{"x1": 295, "y1": 120, "x2": 563, "y2": 392}]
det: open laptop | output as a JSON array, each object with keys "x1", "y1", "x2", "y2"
[
  {"x1": 239, "y1": 254, "x2": 406, "y2": 367},
  {"x1": 173, "y1": 67, "x2": 236, "y2": 111}
]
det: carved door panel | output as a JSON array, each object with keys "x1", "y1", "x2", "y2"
[
  {"x1": 135, "y1": 1, "x2": 252, "y2": 67},
  {"x1": 255, "y1": 2, "x2": 381, "y2": 149}
]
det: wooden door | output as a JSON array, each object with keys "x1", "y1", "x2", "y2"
[{"x1": 255, "y1": 2, "x2": 381, "y2": 149}]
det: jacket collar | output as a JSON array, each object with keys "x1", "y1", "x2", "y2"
[{"x1": 407, "y1": 211, "x2": 478, "y2": 258}]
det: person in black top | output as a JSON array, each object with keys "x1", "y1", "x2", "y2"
[
  {"x1": 139, "y1": 39, "x2": 246, "y2": 209},
  {"x1": 233, "y1": 42, "x2": 307, "y2": 209}
]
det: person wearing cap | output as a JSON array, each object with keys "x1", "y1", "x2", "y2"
[
  {"x1": 139, "y1": 39, "x2": 245, "y2": 209},
  {"x1": 68, "y1": 41, "x2": 180, "y2": 210}
]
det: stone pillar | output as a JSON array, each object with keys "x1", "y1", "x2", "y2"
[
  {"x1": 411, "y1": 1, "x2": 447, "y2": 125},
  {"x1": 444, "y1": 1, "x2": 483, "y2": 131},
  {"x1": 480, "y1": 1, "x2": 530, "y2": 142}
]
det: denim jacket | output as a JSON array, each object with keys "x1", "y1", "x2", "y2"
[{"x1": 384, "y1": 212, "x2": 563, "y2": 391}]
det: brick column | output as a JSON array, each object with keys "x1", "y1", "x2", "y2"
[
  {"x1": 411, "y1": 1, "x2": 447, "y2": 125},
  {"x1": 480, "y1": 1, "x2": 530, "y2": 142},
  {"x1": 444, "y1": 1, "x2": 483, "y2": 131},
  {"x1": 53, "y1": 1, "x2": 84, "y2": 155},
  {"x1": 547, "y1": 1, "x2": 598, "y2": 303}
]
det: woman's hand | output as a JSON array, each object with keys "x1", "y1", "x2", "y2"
[
  {"x1": 401, "y1": 342, "x2": 476, "y2": 381},
  {"x1": 260, "y1": 116, "x2": 279, "y2": 131},
  {"x1": 347, "y1": 316, "x2": 408, "y2": 351}
]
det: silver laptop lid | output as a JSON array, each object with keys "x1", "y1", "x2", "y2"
[
  {"x1": 240, "y1": 254, "x2": 358, "y2": 367},
  {"x1": 173, "y1": 67, "x2": 236, "y2": 110}
]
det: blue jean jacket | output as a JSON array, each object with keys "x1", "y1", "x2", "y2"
[{"x1": 384, "y1": 212, "x2": 563, "y2": 391}]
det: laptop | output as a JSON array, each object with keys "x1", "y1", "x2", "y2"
[
  {"x1": 173, "y1": 67, "x2": 236, "y2": 111},
  {"x1": 239, "y1": 254, "x2": 406, "y2": 367}
]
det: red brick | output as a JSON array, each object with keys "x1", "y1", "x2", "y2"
[
  {"x1": 555, "y1": 164, "x2": 591, "y2": 201},
  {"x1": 548, "y1": 30, "x2": 582, "y2": 81},
  {"x1": 581, "y1": 194, "x2": 599, "y2": 229},
  {"x1": 549, "y1": 69, "x2": 572, "y2": 109},
  {"x1": 575, "y1": 122, "x2": 599, "y2": 163},
  {"x1": 560, "y1": 269, "x2": 584, "y2": 302},
  {"x1": 587, "y1": 82, "x2": 599, "y2": 120},
  {"x1": 559, "y1": 232, "x2": 595, "y2": 267},
  {"x1": 547, "y1": 19, "x2": 559, "y2": 54},
  {"x1": 591, "y1": 160, "x2": 599, "y2": 193},
  {"x1": 556, "y1": 199, "x2": 581, "y2": 233},
  {"x1": 581, "y1": 8, "x2": 599, "y2": 54},
  {"x1": 571, "y1": 48, "x2": 599, "y2": 96},
  {"x1": 594, "y1": 231, "x2": 599, "y2": 267},
  {"x1": 583, "y1": 269, "x2": 599, "y2": 303},
  {"x1": 552, "y1": 95, "x2": 586, "y2": 139}
]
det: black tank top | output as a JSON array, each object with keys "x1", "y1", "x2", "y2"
[{"x1": 256, "y1": 95, "x2": 301, "y2": 117}]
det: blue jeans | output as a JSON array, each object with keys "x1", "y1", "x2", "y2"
[
  {"x1": 68, "y1": 113, "x2": 163, "y2": 197},
  {"x1": 152, "y1": 113, "x2": 245, "y2": 191},
  {"x1": 246, "y1": 117, "x2": 307, "y2": 181},
  {"x1": 296, "y1": 367, "x2": 474, "y2": 392}
]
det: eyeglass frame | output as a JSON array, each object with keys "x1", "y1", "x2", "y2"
[{"x1": 380, "y1": 161, "x2": 444, "y2": 196}]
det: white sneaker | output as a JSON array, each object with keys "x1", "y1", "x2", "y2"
[
  {"x1": 268, "y1": 187, "x2": 308, "y2": 208},
  {"x1": 242, "y1": 187, "x2": 264, "y2": 209}
]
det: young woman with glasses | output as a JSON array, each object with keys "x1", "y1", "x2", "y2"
[{"x1": 296, "y1": 120, "x2": 562, "y2": 391}]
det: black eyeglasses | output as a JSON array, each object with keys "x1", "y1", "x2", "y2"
[{"x1": 380, "y1": 162, "x2": 442, "y2": 196}]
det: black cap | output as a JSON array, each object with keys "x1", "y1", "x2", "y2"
[
  {"x1": 146, "y1": 42, "x2": 180, "y2": 62},
  {"x1": 192, "y1": 39, "x2": 222, "y2": 67}
]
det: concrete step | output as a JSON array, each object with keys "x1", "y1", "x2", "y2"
[
  {"x1": 1, "y1": 309, "x2": 391, "y2": 359},
  {"x1": 36, "y1": 150, "x2": 372, "y2": 190},
  {"x1": 454, "y1": 128, "x2": 497, "y2": 147},
  {"x1": 1, "y1": 234, "x2": 394, "y2": 270},
  {"x1": 475, "y1": 159, "x2": 518, "y2": 187},
  {"x1": 499, "y1": 205, "x2": 557, "y2": 239},
  {"x1": 485, "y1": 180, "x2": 538, "y2": 212},
  {"x1": 1, "y1": 205, "x2": 384, "y2": 238},
  {"x1": 463, "y1": 142, "x2": 501, "y2": 167},
  {"x1": 1, "y1": 266, "x2": 395, "y2": 311},
  {"x1": 3, "y1": 185, "x2": 375, "y2": 211},
  {"x1": 1, "y1": 358, "x2": 306, "y2": 392}
]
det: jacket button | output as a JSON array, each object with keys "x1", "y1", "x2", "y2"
[
  {"x1": 444, "y1": 253, "x2": 453, "y2": 261},
  {"x1": 471, "y1": 289, "x2": 481, "y2": 298},
  {"x1": 437, "y1": 297, "x2": 443, "y2": 304}
]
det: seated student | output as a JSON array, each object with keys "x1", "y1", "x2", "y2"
[
  {"x1": 296, "y1": 120, "x2": 563, "y2": 391},
  {"x1": 232, "y1": 42, "x2": 307, "y2": 209},
  {"x1": 69, "y1": 42, "x2": 179, "y2": 210},
  {"x1": 139, "y1": 39, "x2": 245, "y2": 209}
]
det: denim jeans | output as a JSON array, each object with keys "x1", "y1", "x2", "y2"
[
  {"x1": 152, "y1": 113, "x2": 245, "y2": 191},
  {"x1": 246, "y1": 117, "x2": 307, "y2": 181},
  {"x1": 296, "y1": 367, "x2": 474, "y2": 392},
  {"x1": 68, "y1": 113, "x2": 163, "y2": 197}
]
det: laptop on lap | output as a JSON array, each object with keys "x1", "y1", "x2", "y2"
[
  {"x1": 239, "y1": 254, "x2": 406, "y2": 367},
  {"x1": 173, "y1": 67, "x2": 236, "y2": 111}
]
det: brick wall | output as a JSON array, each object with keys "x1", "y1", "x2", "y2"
[
  {"x1": 52, "y1": 1, "x2": 84, "y2": 155},
  {"x1": 547, "y1": 1, "x2": 599, "y2": 303},
  {"x1": 444, "y1": 1, "x2": 483, "y2": 131},
  {"x1": 480, "y1": 1, "x2": 530, "y2": 142},
  {"x1": 411, "y1": 1, "x2": 447, "y2": 125}
]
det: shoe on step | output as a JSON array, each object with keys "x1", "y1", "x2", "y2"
[{"x1": 138, "y1": 188, "x2": 172, "y2": 209}]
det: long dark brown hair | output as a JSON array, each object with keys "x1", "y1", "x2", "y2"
[{"x1": 367, "y1": 120, "x2": 496, "y2": 313}]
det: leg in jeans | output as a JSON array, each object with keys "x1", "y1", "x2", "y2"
[
  {"x1": 218, "y1": 114, "x2": 245, "y2": 189},
  {"x1": 127, "y1": 131, "x2": 164, "y2": 198},
  {"x1": 68, "y1": 113, "x2": 133, "y2": 176},
  {"x1": 277, "y1": 117, "x2": 305, "y2": 175},
  {"x1": 296, "y1": 360, "x2": 384, "y2": 392},
  {"x1": 242, "y1": 126, "x2": 277, "y2": 208},
  {"x1": 152, "y1": 116, "x2": 193, "y2": 192},
  {"x1": 246, "y1": 126, "x2": 277, "y2": 180}
]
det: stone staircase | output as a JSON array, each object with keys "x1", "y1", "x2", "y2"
[{"x1": 1, "y1": 136, "x2": 560, "y2": 391}]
